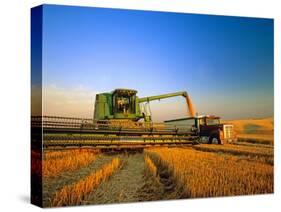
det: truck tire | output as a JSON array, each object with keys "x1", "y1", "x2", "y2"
[{"x1": 208, "y1": 135, "x2": 221, "y2": 144}]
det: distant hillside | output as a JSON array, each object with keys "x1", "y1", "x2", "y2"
[{"x1": 222, "y1": 117, "x2": 274, "y2": 135}]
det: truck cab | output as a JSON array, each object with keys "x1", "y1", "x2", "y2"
[
  {"x1": 195, "y1": 115, "x2": 236, "y2": 144},
  {"x1": 164, "y1": 115, "x2": 236, "y2": 144}
]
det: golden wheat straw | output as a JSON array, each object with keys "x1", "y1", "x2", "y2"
[
  {"x1": 146, "y1": 148, "x2": 273, "y2": 197},
  {"x1": 144, "y1": 155, "x2": 157, "y2": 177},
  {"x1": 51, "y1": 157, "x2": 121, "y2": 206},
  {"x1": 43, "y1": 149, "x2": 98, "y2": 177}
]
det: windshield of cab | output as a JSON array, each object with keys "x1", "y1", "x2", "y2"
[{"x1": 206, "y1": 118, "x2": 220, "y2": 125}]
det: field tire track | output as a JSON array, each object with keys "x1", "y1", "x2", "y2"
[
  {"x1": 83, "y1": 153, "x2": 145, "y2": 204},
  {"x1": 138, "y1": 153, "x2": 187, "y2": 201}
]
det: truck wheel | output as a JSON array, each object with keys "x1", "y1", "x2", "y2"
[{"x1": 208, "y1": 136, "x2": 221, "y2": 144}]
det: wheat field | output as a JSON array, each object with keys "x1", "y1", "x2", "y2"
[
  {"x1": 144, "y1": 155, "x2": 157, "y2": 177},
  {"x1": 43, "y1": 149, "x2": 99, "y2": 178},
  {"x1": 145, "y1": 147, "x2": 273, "y2": 198},
  {"x1": 51, "y1": 157, "x2": 121, "y2": 206},
  {"x1": 40, "y1": 118, "x2": 274, "y2": 207}
]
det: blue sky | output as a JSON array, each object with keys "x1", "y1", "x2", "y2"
[{"x1": 41, "y1": 4, "x2": 274, "y2": 120}]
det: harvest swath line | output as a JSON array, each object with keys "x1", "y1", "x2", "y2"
[
  {"x1": 192, "y1": 144, "x2": 273, "y2": 158},
  {"x1": 43, "y1": 149, "x2": 99, "y2": 178},
  {"x1": 146, "y1": 147, "x2": 273, "y2": 197},
  {"x1": 51, "y1": 157, "x2": 121, "y2": 207}
]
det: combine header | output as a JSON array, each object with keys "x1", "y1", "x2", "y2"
[{"x1": 31, "y1": 89, "x2": 235, "y2": 148}]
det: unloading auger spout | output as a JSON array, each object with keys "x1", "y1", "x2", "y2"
[{"x1": 138, "y1": 91, "x2": 196, "y2": 118}]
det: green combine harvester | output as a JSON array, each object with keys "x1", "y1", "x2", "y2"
[
  {"x1": 32, "y1": 88, "x2": 236, "y2": 148},
  {"x1": 94, "y1": 88, "x2": 195, "y2": 125}
]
